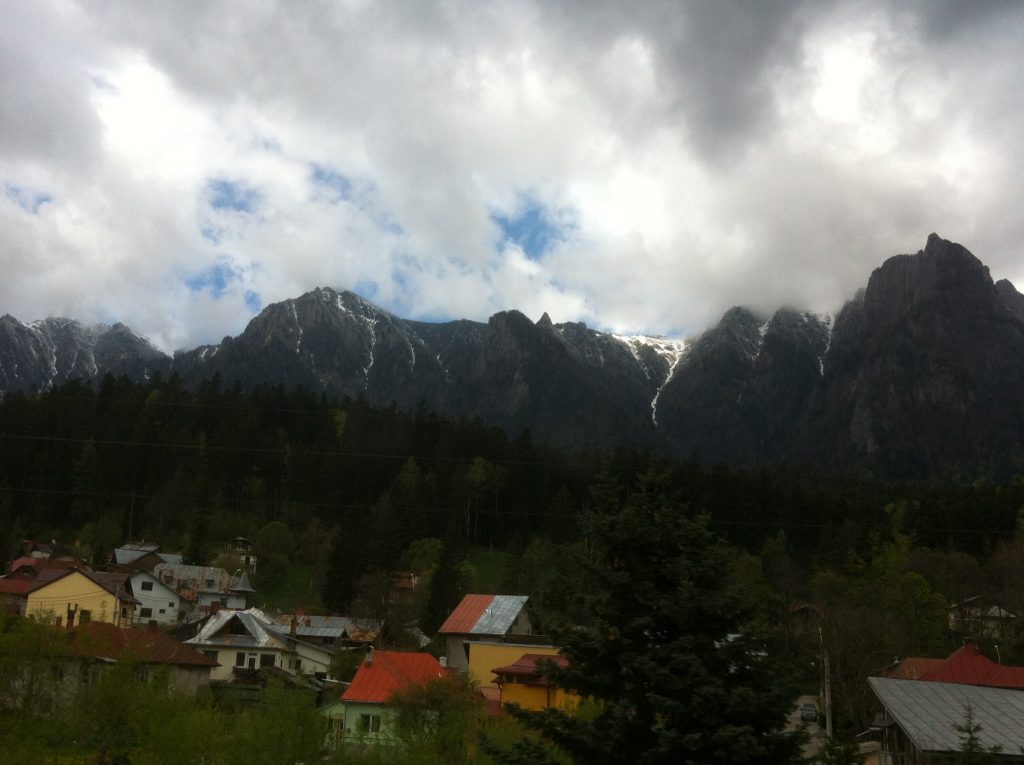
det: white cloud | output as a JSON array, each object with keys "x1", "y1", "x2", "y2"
[{"x1": 1, "y1": 0, "x2": 1023, "y2": 352}]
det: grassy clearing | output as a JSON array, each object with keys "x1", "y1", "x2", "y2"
[{"x1": 467, "y1": 545, "x2": 508, "y2": 593}]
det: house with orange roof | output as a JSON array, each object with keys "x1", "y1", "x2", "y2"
[
  {"x1": 437, "y1": 594, "x2": 535, "y2": 672},
  {"x1": 324, "y1": 649, "x2": 447, "y2": 743}
]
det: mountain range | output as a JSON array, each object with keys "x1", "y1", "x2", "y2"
[{"x1": 2, "y1": 234, "x2": 1023, "y2": 477}]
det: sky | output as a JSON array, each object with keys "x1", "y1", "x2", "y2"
[{"x1": 2, "y1": 1, "x2": 1023, "y2": 351}]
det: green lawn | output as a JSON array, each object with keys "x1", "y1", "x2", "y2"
[
  {"x1": 467, "y1": 545, "x2": 508, "y2": 593},
  {"x1": 254, "y1": 562, "x2": 322, "y2": 612}
]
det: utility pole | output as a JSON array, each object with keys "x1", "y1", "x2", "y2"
[{"x1": 823, "y1": 647, "x2": 833, "y2": 739}]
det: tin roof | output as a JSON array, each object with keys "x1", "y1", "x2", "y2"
[
  {"x1": 186, "y1": 607, "x2": 286, "y2": 651},
  {"x1": 341, "y1": 651, "x2": 446, "y2": 704},
  {"x1": 920, "y1": 644, "x2": 1024, "y2": 689},
  {"x1": 870, "y1": 677, "x2": 1024, "y2": 753},
  {"x1": 267, "y1": 614, "x2": 382, "y2": 641},
  {"x1": 882, "y1": 657, "x2": 945, "y2": 680},
  {"x1": 492, "y1": 653, "x2": 568, "y2": 679},
  {"x1": 0, "y1": 578, "x2": 35, "y2": 595},
  {"x1": 437, "y1": 594, "x2": 528, "y2": 635}
]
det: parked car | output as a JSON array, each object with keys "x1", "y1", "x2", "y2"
[{"x1": 800, "y1": 702, "x2": 818, "y2": 722}]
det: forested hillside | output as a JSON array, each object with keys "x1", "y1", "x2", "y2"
[{"x1": 4, "y1": 374, "x2": 1024, "y2": 738}]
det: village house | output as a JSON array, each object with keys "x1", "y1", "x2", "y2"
[
  {"x1": 266, "y1": 612, "x2": 382, "y2": 650},
  {"x1": 437, "y1": 594, "x2": 536, "y2": 672},
  {"x1": 108, "y1": 542, "x2": 183, "y2": 574},
  {"x1": 23, "y1": 568, "x2": 137, "y2": 627},
  {"x1": 68, "y1": 621, "x2": 217, "y2": 697},
  {"x1": 323, "y1": 649, "x2": 447, "y2": 743},
  {"x1": 185, "y1": 607, "x2": 334, "y2": 681},
  {"x1": 869, "y1": 676, "x2": 1024, "y2": 762},
  {"x1": 490, "y1": 652, "x2": 577, "y2": 712},
  {"x1": 948, "y1": 595, "x2": 1016, "y2": 642},
  {"x1": 129, "y1": 570, "x2": 181, "y2": 625},
  {"x1": 228, "y1": 536, "x2": 258, "y2": 573},
  {"x1": 152, "y1": 563, "x2": 255, "y2": 617},
  {"x1": 880, "y1": 644, "x2": 1024, "y2": 689}
]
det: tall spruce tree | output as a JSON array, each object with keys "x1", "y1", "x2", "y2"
[{"x1": 487, "y1": 467, "x2": 805, "y2": 765}]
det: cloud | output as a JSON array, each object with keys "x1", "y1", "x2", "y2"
[{"x1": 0, "y1": 0, "x2": 1023, "y2": 352}]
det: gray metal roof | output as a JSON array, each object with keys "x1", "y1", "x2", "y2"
[
  {"x1": 265, "y1": 614, "x2": 382, "y2": 640},
  {"x1": 471, "y1": 595, "x2": 528, "y2": 635},
  {"x1": 186, "y1": 608, "x2": 336, "y2": 659},
  {"x1": 869, "y1": 676, "x2": 1024, "y2": 753},
  {"x1": 186, "y1": 607, "x2": 286, "y2": 651}
]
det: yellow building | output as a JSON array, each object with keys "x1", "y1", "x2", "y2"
[
  {"x1": 466, "y1": 640, "x2": 562, "y2": 689},
  {"x1": 25, "y1": 569, "x2": 136, "y2": 627},
  {"x1": 491, "y1": 652, "x2": 579, "y2": 712},
  {"x1": 463, "y1": 641, "x2": 579, "y2": 712}
]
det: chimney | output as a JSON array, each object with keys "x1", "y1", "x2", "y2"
[
  {"x1": 365, "y1": 646, "x2": 374, "y2": 666},
  {"x1": 290, "y1": 615, "x2": 298, "y2": 638}
]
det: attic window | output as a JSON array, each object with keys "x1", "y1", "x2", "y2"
[
  {"x1": 141, "y1": 581, "x2": 153, "y2": 591},
  {"x1": 227, "y1": 618, "x2": 247, "y2": 635}
]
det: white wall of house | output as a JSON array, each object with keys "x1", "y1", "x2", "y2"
[
  {"x1": 197, "y1": 591, "x2": 247, "y2": 610},
  {"x1": 199, "y1": 647, "x2": 284, "y2": 681},
  {"x1": 130, "y1": 571, "x2": 180, "y2": 625},
  {"x1": 289, "y1": 639, "x2": 332, "y2": 677}
]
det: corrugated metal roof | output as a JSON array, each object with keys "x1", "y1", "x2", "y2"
[
  {"x1": 437, "y1": 594, "x2": 529, "y2": 635},
  {"x1": 113, "y1": 548, "x2": 149, "y2": 565},
  {"x1": 266, "y1": 614, "x2": 382, "y2": 640},
  {"x1": 341, "y1": 651, "x2": 446, "y2": 704},
  {"x1": 919, "y1": 645, "x2": 1024, "y2": 689},
  {"x1": 472, "y1": 595, "x2": 528, "y2": 635},
  {"x1": 438, "y1": 594, "x2": 495, "y2": 634},
  {"x1": 186, "y1": 607, "x2": 287, "y2": 651},
  {"x1": 869, "y1": 677, "x2": 1024, "y2": 752}
]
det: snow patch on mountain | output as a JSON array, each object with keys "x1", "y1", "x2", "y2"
[{"x1": 613, "y1": 334, "x2": 688, "y2": 424}]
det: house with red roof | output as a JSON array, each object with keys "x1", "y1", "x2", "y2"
[
  {"x1": 437, "y1": 594, "x2": 535, "y2": 672},
  {"x1": 880, "y1": 644, "x2": 1024, "y2": 690},
  {"x1": 324, "y1": 649, "x2": 447, "y2": 742}
]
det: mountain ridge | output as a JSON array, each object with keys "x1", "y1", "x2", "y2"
[{"x1": 2, "y1": 234, "x2": 1022, "y2": 477}]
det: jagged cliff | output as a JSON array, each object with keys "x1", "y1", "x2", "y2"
[{"x1": 2, "y1": 235, "x2": 1022, "y2": 477}]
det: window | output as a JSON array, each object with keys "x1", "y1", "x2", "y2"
[
  {"x1": 169, "y1": 602, "x2": 175, "y2": 608},
  {"x1": 260, "y1": 653, "x2": 275, "y2": 668},
  {"x1": 358, "y1": 714, "x2": 381, "y2": 734},
  {"x1": 235, "y1": 652, "x2": 246, "y2": 667},
  {"x1": 158, "y1": 609, "x2": 165, "y2": 614},
  {"x1": 140, "y1": 581, "x2": 153, "y2": 591},
  {"x1": 203, "y1": 650, "x2": 218, "y2": 662},
  {"x1": 205, "y1": 578, "x2": 215, "y2": 589},
  {"x1": 79, "y1": 610, "x2": 91, "y2": 623},
  {"x1": 295, "y1": 658, "x2": 302, "y2": 671},
  {"x1": 140, "y1": 608, "x2": 152, "y2": 618}
]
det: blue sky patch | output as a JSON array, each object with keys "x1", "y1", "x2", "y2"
[
  {"x1": 310, "y1": 164, "x2": 353, "y2": 202},
  {"x1": 200, "y1": 225, "x2": 223, "y2": 244},
  {"x1": 354, "y1": 279, "x2": 379, "y2": 300},
  {"x1": 492, "y1": 200, "x2": 572, "y2": 260},
  {"x1": 244, "y1": 290, "x2": 262, "y2": 313},
  {"x1": 185, "y1": 261, "x2": 239, "y2": 298},
  {"x1": 5, "y1": 182, "x2": 52, "y2": 214},
  {"x1": 207, "y1": 178, "x2": 259, "y2": 213}
]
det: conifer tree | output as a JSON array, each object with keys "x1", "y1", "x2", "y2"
[{"x1": 487, "y1": 467, "x2": 805, "y2": 765}]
